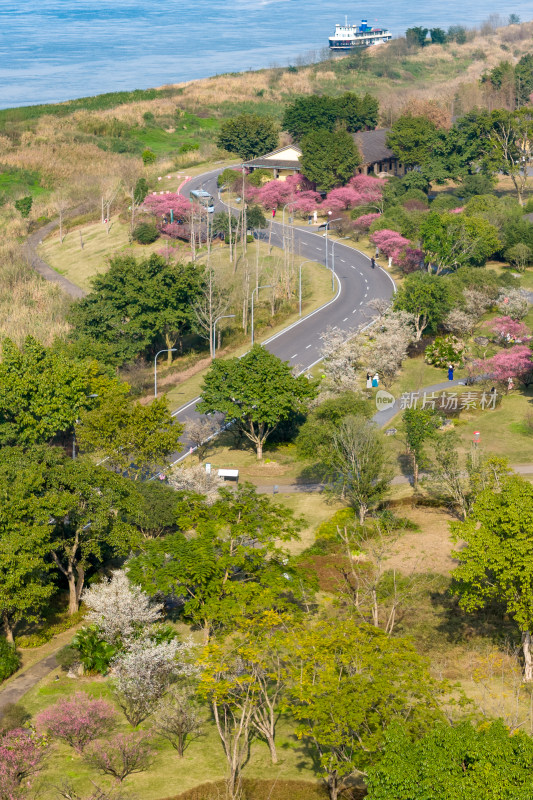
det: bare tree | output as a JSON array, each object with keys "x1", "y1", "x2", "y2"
[
  {"x1": 153, "y1": 686, "x2": 204, "y2": 757},
  {"x1": 168, "y1": 464, "x2": 223, "y2": 504},
  {"x1": 53, "y1": 191, "x2": 71, "y2": 244},
  {"x1": 336, "y1": 523, "x2": 429, "y2": 635},
  {"x1": 193, "y1": 267, "x2": 228, "y2": 358},
  {"x1": 185, "y1": 417, "x2": 220, "y2": 461}
]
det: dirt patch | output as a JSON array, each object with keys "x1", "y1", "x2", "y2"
[{"x1": 385, "y1": 507, "x2": 458, "y2": 576}]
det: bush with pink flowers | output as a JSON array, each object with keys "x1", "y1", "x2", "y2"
[
  {"x1": 0, "y1": 729, "x2": 47, "y2": 799},
  {"x1": 36, "y1": 692, "x2": 116, "y2": 753}
]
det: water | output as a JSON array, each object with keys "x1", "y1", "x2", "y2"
[{"x1": 0, "y1": 1, "x2": 531, "y2": 109}]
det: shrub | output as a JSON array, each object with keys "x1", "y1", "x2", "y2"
[
  {"x1": 83, "y1": 732, "x2": 153, "y2": 782},
  {"x1": 15, "y1": 609, "x2": 86, "y2": 649},
  {"x1": 0, "y1": 729, "x2": 47, "y2": 798},
  {"x1": 55, "y1": 645, "x2": 80, "y2": 672},
  {"x1": 71, "y1": 627, "x2": 116, "y2": 675},
  {"x1": 0, "y1": 639, "x2": 20, "y2": 682},
  {"x1": 14, "y1": 196, "x2": 32, "y2": 218},
  {"x1": 141, "y1": 149, "x2": 157, "y2": 165},
  {"x1": 36, "y1": 692, "x2": 116, "y2": 753},
  {"x1": 133, "y1": 222, "x2": 159, "y2": 244},
  {"x1": 178, "y1": 142, "x2": 199, "y2": 154},
  {"x1": 425, "y1": 335, "x2": 465, "y2": 368},
  {"x1": 0, "y1": 704, "x2": 30, "y2": 735},
  {"x1": 316, "y1": 508, "x2": 356, "y2": 541}
]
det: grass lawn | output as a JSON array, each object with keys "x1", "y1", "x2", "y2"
[{"x1": 21, "y1": 672, "x2": 318, "y2": 800}]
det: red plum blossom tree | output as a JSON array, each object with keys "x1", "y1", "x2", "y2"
[
  {"x1": 475, "y1": 345, "x2": 533, "y2": 386},
  {"x1": 36, "y1": 693, "x2": 116, "y2": 753},
  {"x1": 0, "y1": 729, "x2": 47, "y2": 799},
  {"x1": 143, "y1": 193, "x2": 191, "y2": 220},
  {"x1": 353, "y1": 213, "x2": 381, "y2": 231},
  {"x1": 489, "y1": 316, "x2": 531, "y2": 345}
]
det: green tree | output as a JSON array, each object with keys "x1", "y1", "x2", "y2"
[
  {"x1": 420, "y1": 211, "x2": 501, "y2": 274},
  {"x1": 69, "y1": 254, "x2": 204, "y2": 365},
  {"x1": 393, "y1": 272, "x2": 451, "y2": 340},
  {"x1": 366, "y1": 720, "x2": 533, "y2": 800},
  {"x1": 0, "y1": 446, "x2": 139, "y2": 616},
  {"x1": 405, "y1": 26, "x2": 429, "y2": 47},
  {"x1": 506, "y1": 242, "x2": 532, "y2": 271},
  {"x1": 515, "y1": 53, "x2": 533, "y2": 106},
  {"x1": 386, "y1": 115, "x2": 440, "y2": 170},
  {"x1": 127, "y1": 485, "x2": 304, "y2": 640},
  {"x1": 197, "y1": 345, "x2": 316, "y2": 459},
  {"x1": 403, "y1": 407, "x2": 443, "y2": 488},
  {"x1": 282, "y1": 95, "x2": 338, "y2": 140},
  {"x1": 481, "y1": 108, "x2": 533, "y2": 205},
  {"x1": 216, "y1": 114, "x2": 279, "y2": 160},
  {"x1": 14, "y1": 195, "x2": 33, "y2": 218},
  {"x1": 142, "y1": 149, "x2": 156, "y2": 165},
  {"x1": 284, "y1": 619, "x2": 444, "y2": 800},
  {"x1": 217, "y1": 168, "x2": 241, "y2": 189},
  {"x1": 328, "y1": 416, "x2": 392, "y2": 523},
  {"x1": 246, "y1": 204, "x2": 267, "y2": 230},
  {"x1": 295, "y1": 392, "x2": 371, "y2": 460},
  {"x1": 430, "y1": 27, "x2": 447, "y2": 44},
  {"x1": 77, "y1": 395, "x2": 183, "y2": 480},
  {"x1": 0, "y1": 449, "x2": 56, "y2": 642},
  {"x1": 0, "y1": 337, "x2": 121, "y2": 447},
  {"x1": 300, "y1": 129, "x2": 360, "y2": 192},
  {"x1": 451, "y1": 476, "x2": 533, "y2": 681},
  {"x1": 133, "y1": 177, "x2": 149, "y2": 205},
  {"x1": 333, "y1": 92, "x2": 379, "y2": 132}
]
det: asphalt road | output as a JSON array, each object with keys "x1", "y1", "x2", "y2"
[{"x1": 169, "y1": 167, "x2": 395, "y2": 463}]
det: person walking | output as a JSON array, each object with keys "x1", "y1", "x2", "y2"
[
  {"x1": 372, "y1": 372, "x2": 379, "y2": 388},
  {"x1": 370, "y1": 257, "x2": 376, "y2": 269},
  {"x1": 366, "y1": 371, "x2": 372, "y2": 389}
]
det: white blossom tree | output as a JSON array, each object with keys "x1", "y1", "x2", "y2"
[
  {"x1": 364, "y1": 310, "x2": 415, "y2": 387},
  {"x1": 112, "y1": 638, "x2": 195, "y2": 726},
  {"x1": 82, "y1": 570, "x2": 163, "y2": 645},
  {"x1": 320, "y1": 327, "x2": 362, "y2": 392},
  {"x1": 497, "y1": 288, "x2": 529, "y2": 320},
  {"x1": 168, "y1": 464, "x2": 223, "y2": 504}
]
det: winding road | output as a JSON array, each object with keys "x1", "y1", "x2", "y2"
[{"x1": 169, "y1": 167, "x2": 395, "y2": 451}]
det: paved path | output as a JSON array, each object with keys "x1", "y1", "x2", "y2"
[
  {"x1": 0, "y1": 652, "x2": 58, "y2": 714},
  {"x1": 24, "y1": 218, "x2": 86, "y2": 299}
]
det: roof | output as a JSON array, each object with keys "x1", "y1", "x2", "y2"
[
  {"x1": 354, "y1": 128, "x2": 395, "y2": 165},
  {"x1": 243, "y1": 144, "x2": 302, "y2": 171}
]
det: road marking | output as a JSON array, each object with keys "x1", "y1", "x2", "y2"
[
  {"x1": 340, "y1": 259, "x2": 346, "y2": 263},
  {"x1": 359, "y1": 300, "x2": 363, "y2": 305},
  {"x1": 352, "y1": 309, "x2": 357, "y2": 313},
  {"x1": 364, "y1": 293, "x2": 368, "y2": 298},
  {"x1": 359, "y1": 271, "x2": 363, "y2": 276},
  {"x1": 306, "y1": 344, "x2": 312, "y2": 349},
  {"x1": 343, "y1": 317, "x2": 348, "y2": 321},
  {"x1": 291, "y1": 353, "x2": 298, "y2": 358},
  {"x1": 316, "y1": 247, "x2": 322, "y2": 251}
]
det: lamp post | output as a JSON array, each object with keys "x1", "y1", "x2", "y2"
[
  {"x1": 213, "y1": 314, "x2": 235, "y2": 357},
  {"x1": 331, "y1": 235, "x2": 351, "y2": 294},
  {"x1": 323, "y1": 217, "x2": 342, "y2": 291},
  {"x1": 154, "y1": 348, "x2": 177, "y2": 397},
  {"x1": 251, "y1": 284, "x2": 272, "y2": 345},
  {"x1": 298, "y1": 260, "x2": 314, "y2": 317}
]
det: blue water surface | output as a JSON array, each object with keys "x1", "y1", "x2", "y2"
[{"x1": 0, "y1": 1, "x2": 531, "y2": 109}]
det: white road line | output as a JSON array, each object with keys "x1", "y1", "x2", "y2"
[
  {"x1": 340, "y1": 259, "x2": 346, "y2": 263},
  {"x1": 352, "y1": 309, "x2": 357, "y2": 313},
  {"x1": 316, "y1": 247, "x2": 322, "y2": 251},
  {"x1": 343, "y1": 317, "x2": 348, "y2": 321},
  {"x1": 306, "y1": 344, "x2": 312, "y2": 349},
  {"x1": 359, "y1": 300, "x2": 363, "y2": 305},
  {"x1": 364, "y1": 293, "x2": 368, "y2": 298},
  {"x1": 291, "y1": 353, "x2": 298, "y2": 358}
]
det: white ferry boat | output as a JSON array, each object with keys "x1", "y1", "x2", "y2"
[{"x1": 329, "y1": 18, "x2": 392, "y2": 50}]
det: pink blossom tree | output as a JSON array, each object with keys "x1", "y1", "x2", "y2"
[
  {"x1": 143, "y1": 193, "x2": 191, "y2": 220},
  {"x1": 348, "y1": 174, "x2": 386, "y2": 211},
  {"x1": 291, "y1": 190, "x2": 322, "y2": 216},
  {"x1": 324, "y1": 186, "x2": 362, "y2": 211},
  {"x1": 83, "y1": 733, "x2": 153, "y2": 783},
  {"x1": 0, "y1": 729, "x2": 47, "y2": 799},
  {"x1": 489, "y1": 316, "x2": 531, "y2": 345},
  {"x1": 395, "y1": 246, "x2": 425, "y2": 274},
  {"x1": 35, "y1": 692, "x2": 116, "y2": 753},
  {"x1": 370, "y1": 229, "x2": 411, "y2": 267},
  {"x1": 353, "y1": 212, "x2": 381, "y2": 232},
  {"x1": 475, "y1": 345, "x2": 533, "y2": 386}
]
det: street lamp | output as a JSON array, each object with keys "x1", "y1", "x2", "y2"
[
  {"x1": 298, "y1": 260, "x2": 314, "y2": 317},
  {"x1": 154, "y1": 348, "x2": 177, "y2": 398},
  {"x1": 213, "y1": 314, "x2": 235, "y2": 357},
  {"x1": 323, "y1": 217, "x2": 342, "y2": 290},
  {"x1": 331, "y1": 236, "x2": 351, "y2": 294},
  {"x1": 251, "y1": 284, "x2": 272, "y2": 345}
]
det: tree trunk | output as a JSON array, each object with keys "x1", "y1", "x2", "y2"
[
  {"x1": 256, "y1": 441, "x2": 263, "y2": 460},
  {"x1": 359, "y1": 504, "x2": 366, "y2": 525},
  {"x1": 267, "y1": 734, "x2": 278, "y2": 764},
  {"x1": 67, "y1": 572, "x2": 79, "y2": 615},
  {"x1": 523, "y1": 632, "x2": 533, "y2": 682},
  {"x1": 2, "y1": 611, "x2": 14, "y2": 644},
  {"x1": 413, "y1": 457, "x2": 419, "y2": 489},
  {"x1": 327, "y1": 772, "x2": 339, "y2": 800}
]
